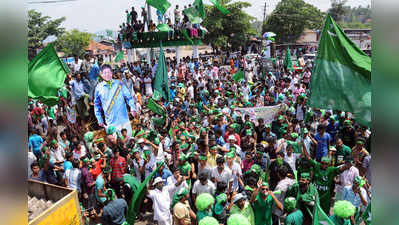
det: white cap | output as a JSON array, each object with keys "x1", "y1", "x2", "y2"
[
  {"x1": 153, "y1": 177, "x2": 163, "y2": 185},
  {"x1": 233, "y1": 193, "x2": 246, "y2": 203},
  {"x1": 137, "y1": 138, "x2": 145, "y2": 144},
  {"x1": 228, "y1": 135, "x2": 236, "y2": 141}
]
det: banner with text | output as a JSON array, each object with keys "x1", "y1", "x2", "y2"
[{"x1": 235, "y1": 104, "x2": 281, "y2": 124}]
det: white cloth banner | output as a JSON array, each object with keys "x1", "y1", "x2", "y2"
[{"x1": 235, "y1": 104, "x2": 281, "y2": 124}]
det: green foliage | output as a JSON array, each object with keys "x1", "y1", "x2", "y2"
[
  {"x1": 334, "y1": 4, "x2": 372, "y2": 29},
  {"x1": 28, "y1": 9, "x2": 65, "y2": 49},
  {"x1": 262, "y1": 0, "x2": 325, "y2": 43},
  {"x1": 55, "y1": 29, "x2": 93, "y2": 57},
  {"x1": 202, "y1": 0, "x2": 256, "y2": 51}
]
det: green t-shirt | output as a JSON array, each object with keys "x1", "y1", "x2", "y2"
[
  {"x1": 196, "y1": 210, "x2": 212, "y2": 222},
  {"x1": 310, "y1": 159, "x2": 340, "y2": 196},
  {"x1": 230, "y1": 201, "x2": 255, "y2": 225},
  {"x1": 335, "y1": 144, "x2": 352, "y2": 164},
  {"x1": 253, "y1": 194, "x2": 274, "y2": 225},
  {"x1": 329, "y1": 214, "x2": 351, "y2": 225},
  {"x1": 288, "y1": 141, "x2": 302, "y2": 154},
  {"x1": 286, "y1": 183, "x2": 319, "y2": 220},
  {"x1": 178, "y1": 162, "x2": 192, "y2": 176},
  {"x1": 285, "y1": 209, "x2": 304, "y2": 225}
]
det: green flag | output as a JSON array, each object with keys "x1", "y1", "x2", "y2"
[
  {"x1": 284, "y1": 46, "x2": 293, "y2": 72},
  {"x1": 183, "y1": 7, "x2": 203, "y2": 24},
  {"x1": 126, "y1": 164, "x2": 163, "y2": 225},
  {"x1": 356, "y1": 203, "x2": 371, "y2": 225},
  {"x1": 193, "y1": 0, "x2": 205, "y2": 19},
  {"x1": 146, "y1": 0, "x2": 171, "y2": 15},
  {"x1": 153, "y1": 43, "x2": 171, "y2": 102},
  {"x1": 313, "y1": 200, "x2": 335, "y2": 225},
  {"x1": 157, "y1": 23, "x2": 172, "y2": 32},
  {"x1": 147, "y1": 97, "x2": 166, "y2": 116},
  {"x1": 114, "y1": 51, "x2": 124, "y2": 62},
  {"x1": 307, "y1": 14, "x2": 371, "y2": 126},
  {"x1": 181, "y1": 29, "x2": 194, "y2": 44},
  {"x1": 28, "y1": 44, "x2": 68, "y2": 106},
  {"x1": 209, "y1": 0, "x2": 230, "y2": 15},
  {"x1": 232, "y1": 70, "x2": 244, "y2": 82}
]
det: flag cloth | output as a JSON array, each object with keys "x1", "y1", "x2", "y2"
[
  {"x1": 181, "y1": 29, "x2": 194, "y2": 44},
  {"x1": 209, "y1": 0, "x2": 230, "y2": 15},
  {"x1": 126, "y1": 164, "x2": 163, "y2": 225},
  {"x1": 146, "y1": 0, "x2": 171, "y2": 15},
  {"x1": 355, "y1": 203, "x2": 371, "y2": 225},
  {"x1": 153, "y1": 43, "x2": 171, "y2": 102},
  {"x1": 307, "y1": 14, "x2": 371, "y2": 126},
  {"x1": 284, "y1": 46, "x2": 293, "y2": 72},
  {"x1": 157, "y1": 23, "x2": 172, "y2": 32},
  {"x1": 183, "y1": 7, "x2": 203, "y2": 24},
  {"x1": 232, "y1": 70, "x2": 244, "y2": 82},
  {"x1": 114, "y1": 51, "x2": 124, "y2": 62},
  {"x1": 28, "y1": 43, "x2": 69, "y2": 106},
  {"x1": 147, "y1": 97, "x2": 166, "y2": 116},
  {"x1": 313, "y1": 200, "x2": 335, "y2": 225},
  {"x1": 193, "y1": 0, "x2": 205, "y2": 19}
]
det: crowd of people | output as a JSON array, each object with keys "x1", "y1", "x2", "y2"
[
  {"x1": 28, "y1": 49, "x2": 371, "y2": 225},
  {"x1": 118, "y1": 4, "x2": 204, "y2": 44}
]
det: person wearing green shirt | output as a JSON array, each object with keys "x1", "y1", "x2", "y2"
[
  {"x1": 301, "y1": 141, "x2": 352, "y2": 214},
  {"x1": 335, "y1": 138, "x2": 352, "y2": 164},
  {"x1": 250, "y1": 179, "x2": 283, "y2": 225},
  {"x1": 284, "y1": 197, "x2": 303, "y2": 225},
  {"x1": 286, "y1": 172, "x2": 318, "y2": 225},
  {"x1": 329, "y1": 200, "x2": 356, "y2": 225},
  {"x1": 229, "y1": 193, "x2": 255, "y2": 225}
]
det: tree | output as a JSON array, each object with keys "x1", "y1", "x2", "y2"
[
  {"x1": 55, "y1": 29, "x2": 93, "y2": 57},
  {"x1": 28, "y1": 9, "x2": 65, "y2": 49},
  {"x1": 202, "y1": 0, "x2": 256, "y2": 51},
  {"x1": 329, "y1": 0, "x2": 348, "y2": 22},
  {"x1": 262, "y1": 0, "x2": 325, "y2": 43}
]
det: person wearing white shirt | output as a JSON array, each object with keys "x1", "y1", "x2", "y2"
[
  {"x1": 211, "y1": 157, "x2": 233, "y2": 193},
  {"x1": 147, "y1": 176, "x2": 183, "y2": 225},
  {"x1": 336, "y1": 159, "x2": 359, "y2": 200},
  {"x1": 167, "y1": 170, "x2": 189, "y2": 200},
  {"x1": 192, "y1": 172, "x2": 216, "y2": 201},
  {"x1": 225, "y1": 153, "x2": 243, "y2": 191},
  {"x1": 273, "y1": 166, "x2": 296, "y2": 219},
  {"x1": 284, "y1": 144, "x2": 300, "y2": 171}
]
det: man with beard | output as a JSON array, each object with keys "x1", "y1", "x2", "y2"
[{"x1": 286, "y1": 173, "x2": 318, "y2": 225}]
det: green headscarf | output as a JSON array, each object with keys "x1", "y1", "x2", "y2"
[
  {"x1": 199, "y1": 216, "x2": 219, "y2": 225},
  {"x1": 227, "y1": 213, "x2": 250, "y2": 225},
  {"x1": 333, "y1": 200, "x2": 356, "y2": 218},
  {"x1": 171, "y1": 188, "x2": 189, "y2": 209},
  {"x1": 195, "y1": 193, "x2": 215, "y2": 211}
]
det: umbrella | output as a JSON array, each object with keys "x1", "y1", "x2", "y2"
[{"x1": 263, "y1": 32, "x2": 276, "y2": 39}]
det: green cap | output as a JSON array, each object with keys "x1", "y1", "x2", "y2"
[
  {"x1": 321, "y1": 157, "x2": 330, "y2": 163},
  {"x1": 199, "y1": 155, "x2": 207, "y2": 161},
  {"x1": 246, "y1": 129, "x2": 252, "y2": 136},
  {"x1": 50, "y1": 140, "x2": 57, "y2": 146},
  {"x1": 290, "y1": 132, "x2": 299, "y2": 139},
  {"x1": 265, "y1": 124, "x2": 271, "y2": 129},
  {"x1": 278, "y1": 115, "x2": 284, "y2": 120},
  {"x1": 82, "y1": 158, "x2": 89, "y2": 163},
  {"x1": 300, "y1": 172, "x2": 311, "y2": 180},
  {"x1": 261, "y1": 182, "x2": 269, "y2": 187},
  {"x1": 106, "y1": 126, "x2": 116, "y2": 135},
  {"x1": 354, "y1": 176, "x2": 366, "y2": 187},
  {"x1": 284, "y1": 197, "x2": 297, "y2": 212}
]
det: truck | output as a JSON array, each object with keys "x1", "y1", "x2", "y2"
[{"x1": 28, "y1": 179, "x2": 82, "y2": 225}]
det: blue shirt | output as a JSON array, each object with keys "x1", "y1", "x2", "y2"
[
  {"x1": 94, "y1": 80, "x2": 136, "y2": 126},
  {"x1": 155, "y1": 169, "x2": 173, "y2": 185},
  {"x1": 315, "y1": 132, "x2": 331, "y2": 160},
  {"x1": 69, "y1": 79, "x2": 86, "y2": 99},
  {"x1": 213, "y1": 124, "x2": 227, "y2": 136},
  {"x1": 216, "y1": 136, "x2": 226, "y2": 146},
  {"x1": 29, "y1": 134, "x2": 43, "y2": 153},
  {"x1": 64, "y1": 161, "x2": 73, "y2": 171},
  {"x1": 102, "y1": 199, "x2": 128, "y2": 225},
  {"x1": 88, "y1": 63, "x2": 100, "y2": 80}
]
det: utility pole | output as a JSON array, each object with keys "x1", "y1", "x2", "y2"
[{"x1": 262, "y1": 1, "x2": 267, "y2": 25}]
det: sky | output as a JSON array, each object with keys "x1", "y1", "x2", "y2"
[{"x1": 28, "y1": 0, "x2": 371, "y2": 33}]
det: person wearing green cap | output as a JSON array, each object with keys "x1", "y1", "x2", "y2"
[
  {"x1": 172, "y1": 188, "x2": 195, "y2": 225},
  {"x1": 81, "y1": 156, "x2": 95, "y2": 208},
  {"x1": 338, "y1": 119, "x2": 356, "y2": 148},
  {"x1": 286, "y1": 172, "x2": 319, "y2": 225},
  {"x1": 225, "y1": 150, "x2": 244, "y2": 191},
  {"x1": 49, "y1": 139, "x2": 65, "y2": 166},
  {"x1": 213, "y1": 193, "x2": 228, "y2": 224},
  {"x1": 301, "y1": 142, "x2": 353, "y2": 215},
  {"x1": 250, "y1": 178, "x2": 283, "y2": 225},
  {"x1": 284, "y1": 197, "x2": 303, "y2": 225},
  {"x1": 329, "y1": 200, "x2": 356, "y2": 225},
  {"x1": 195, "y1": 193, "x2": 214, "y2": 222}
]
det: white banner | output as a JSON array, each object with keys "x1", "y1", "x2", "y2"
[{"x1": 235, "y1": 104, "x2": 281, "y2": 124}]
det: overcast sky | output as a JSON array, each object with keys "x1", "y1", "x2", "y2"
[{"x1": 28, "y1": 0, "x2": 371, "y2": 33}]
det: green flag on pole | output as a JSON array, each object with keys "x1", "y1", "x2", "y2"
[
  {"x1": 114, "y1": 51, "x2": 124, "y2": 62},
  {"x1": 193, "y1": 0, "x2": 205, "y2": 19},
  {"x1": 307, "y1": 14, "x2": 371, "y2": 126},
  {"x1": 28, "y1": 43, "x2": 68, "y2": 106},
  {"x1": 146, "y1": 0, "x2": 171, "y2": 15},
  {"x1": 154, "y1": 43, "x2": 171, "y2": 102},
  {"x1": 284, "y1": 46, "x2": 293, "y2": 72},
  {"x1": 147, "y1": 97, "x2": 166, "y2": 116},
  {"x1": 157, "y1": 23, "x2": 173, "y2": 32},
  {"x1": 313, "y1": 200, "x2": 335, "y2": 225},
  {"x1": 209, "y1": 0, "x2": 230, "y2": 15},
  {"x1": 181, "y1": 29, "x2": 194, "y2": 44},
  {"x1": 232, "y1": 69, "x2": 244, "y2": 82},
  {"x1": 183, "y1": 7, "x2": 203, "y2": 24},
  {"x1": 126, "y1": 164, "x2": 163, "y2": 225}
]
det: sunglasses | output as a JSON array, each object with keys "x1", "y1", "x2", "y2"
[{"x1": 261, "y1": 188, "x2": 269, "y2": 191}]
